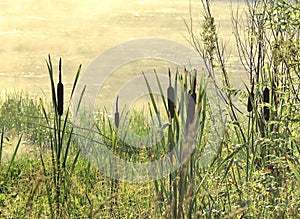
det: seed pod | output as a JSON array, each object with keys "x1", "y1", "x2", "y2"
[
  {"x1": 57, "y1": 58, "x2": 64, "y2": 116},
  {"x1": 115, "y1": 96, "x2": 119, "y2": 128},
  {"x1": 167, "y1": 69, "x2": 175, "y2": 118},
  {"x1": 263, "y1": 87, "x2": 270, "y2": 121}
]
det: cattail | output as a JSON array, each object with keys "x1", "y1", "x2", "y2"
[
  {"x1": 247, "y1": 82, "x2": 254, "y2": 112},
  {"x1": 191, "y1": 69, "x2": 197, "y2": 105},
  {"x1": 192, "y1": 69, "x2": 197, "y2": 95},
  {"x1": 115, "y1": 96, "x2": 119, "y2": 128},
  {"x1": 187, "y1": 91, "x2": 196, "y2": 124},
  {"x1": 57, "y1": 58, "x2": 64, "y2": 116},
  {"x1": 179, "y1": 74, "x2": 183, "y2": 82},
  {"x1": 184, "y1": 68, "x2": 188, "y2": 90},
  {"x1": 263, "y1": 87, "x2": 270, "y2": 103},
  {"x1": 263, "y1": 87, "x2": 270, "y2": 121},
  {"x1": 167, "y1": 69, "x2": 175, "y2": 119},
  {"x1": 186, "y1": 70, "x2": 197, "y2": 129},
  {"x1": 247, "y1": 93, "x2": 254, "y2": 112}
]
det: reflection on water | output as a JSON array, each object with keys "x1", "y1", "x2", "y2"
[{"x1": 0, "y1": 0, "x2": 246, "y2": 104}]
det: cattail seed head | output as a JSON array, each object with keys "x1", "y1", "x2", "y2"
[
  {"x1": 263, "y1": 106, "x2": 270, "y2": 121},
  {"x1": 247, "y1": 79, "x2": 255, "y2": 112},
  {"x1": 115, "y1": 96, "x2": 120, "y2": 128},
  {"x1": 184, "y1": 68, "x2": 188, "y2": 89},
  {"x1": 263, "y1": 87, "x2": 270, "y2": 103},
  {"x1": 247, "y1": 92, "x2": 254, "y2": 112},
  {"x1": 192, "y1": 70, "x2": 197, "y2": 94},
  {"x1": 57, "y1": 58, "x2": 64, "y2": 116},
  {"x1": 187, "y1": 92, "x2": 196, "y2": 127},
  {"x1": 167, "y1": 69, "x2": 175, "y2": 118},
  {"x1": 191, "y1": 70, "x2": 197, "y2": 103},
  {"x1": 187, "y1": 70, "x2": 197, "y2": 126},
  {"x1": 263, "y1": 87, "x2": 270, "y2": 121}
]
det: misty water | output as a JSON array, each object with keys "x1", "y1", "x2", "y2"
[{"x1": 0, "y1": 0, "x2": 247, "y2": 109}]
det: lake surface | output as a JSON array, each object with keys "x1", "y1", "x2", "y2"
[{"x1": 0, "y1": 0, "x2": 247, "y2": 107}]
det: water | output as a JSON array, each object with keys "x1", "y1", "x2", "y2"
[{"x1": 0, "y1": 0, "x2": 247, "y2": 103}]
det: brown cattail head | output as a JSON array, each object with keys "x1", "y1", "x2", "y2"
[
  {"x1": 192, "y1": 69, "x2": 197, "y2": 95},
  {"x1": 184, "y1": 68, "x2": 188, "y2": 89},
  {"x1": 186, "y1": 70, "x2": 197, "y2": 130},
  {"x1": 263, "y1": 87, "x2": 270, "y2": 121},
  {"x1": 167, "y1": 69, "x2": 175, "y2": 118},
  {"x1": 115, "y1": 96, "x2": 119, "y2": 128},
  {"x1": 263, "y1": 106, "x2": 270, "y2": 121},
  {"x1": 247, "y1": 83, "x2": 254, "y2": 112},
  {"x1": 57, "y1": 58, "x2": 64, "y2": 116},
  {"x1": 187, "y1": 91, "x2": 196, "y2": 128},
  {"x1": 168, "y1": 68, "x2": 171, "y2": 87},
  {"x1": 247, "y1": 92, "x2": 254, "y2": 112},
  {"x1": 263, "y1": 87, "x2": 270, "y2": 103}
]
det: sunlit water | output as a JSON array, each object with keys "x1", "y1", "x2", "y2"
[{"x1": 0, "y1": 0, "x2": 247, "y2": 108}]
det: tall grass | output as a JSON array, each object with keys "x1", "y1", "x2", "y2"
[
  {"x1": 0, "y1": 91, "x2": 44, "y2": 142},
  {"x1": 0, "y1": 127, "x2": 22, "y2": 184}
]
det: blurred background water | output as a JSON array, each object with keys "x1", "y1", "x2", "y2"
[{"x1": 0, "y1": 0, "x2": 247, "y2": 106}]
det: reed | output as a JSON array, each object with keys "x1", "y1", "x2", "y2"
[
  {"x1": 57, "y1": 58, "x2": 64, "y2": 117},
  {"x1": 143, "y1": 68, "x2": 209, "y2": 218},
  {"x1": 38, "y1": 55, "x2": 82, "y2": 218}
]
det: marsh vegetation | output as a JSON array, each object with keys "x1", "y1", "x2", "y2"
[{"x1": 0, "y1": 0, "x2": 300, "y2": 218}]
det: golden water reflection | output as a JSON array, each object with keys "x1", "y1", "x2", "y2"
[{"x1": 0, "y1": 0, "x2": 247, "y2": 105}]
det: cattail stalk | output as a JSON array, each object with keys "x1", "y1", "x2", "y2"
[{"x1": 57, "y1": 58, "x2": 64, "y2": 116}]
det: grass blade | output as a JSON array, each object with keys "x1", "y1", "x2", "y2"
[
  {"x1": 6, "y1": 135, "x2": 22, "y2": 178},
  {"x1": 287, "y1": 159, "x2": 300, "y2": 184},
  {"x1": 0, "y1": 127, "x2": 3, "y2": 164}
]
